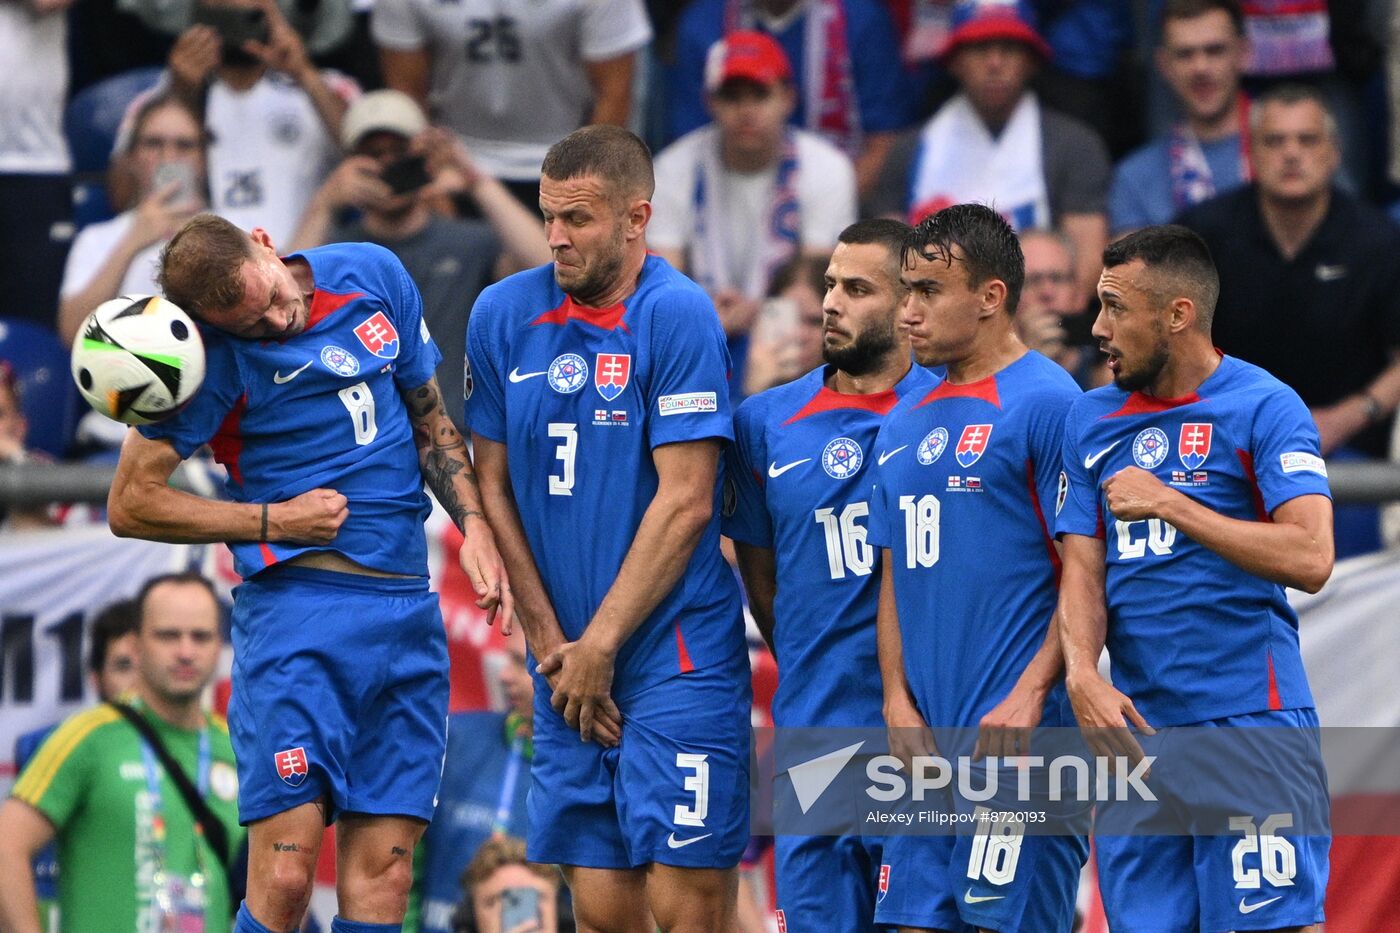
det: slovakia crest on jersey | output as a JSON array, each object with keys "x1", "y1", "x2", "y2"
[
  {"x1": 353, "y1": 311, "x2": 400, "y2": 359},
  {"x1": 594, "y1": 353, "x2": 631, "y2": 401},
  {"x1": 878, "y1": 864, "x2": 890, "y2": 902},
  {"x1": 955, "y1": 424, "x2": 992, "y2": 468},
  {"x1": 1132, "y1": 427, "x2": 1169, "y2": 469},
  {"x1": 547, "y1": 353, "x2": 588, "y2": 394},
  {"x1": 1178, "y1": 423, "x2": 1212, "y2": 470},
  {"x1": 917, "y1": 427, "x2": 948, "y2": 465},
  {"x1": 822, "y1": 436, "x2": 863, "y2": 479},
  {"x1": 275, "y1": 747, "x2": 308, "y2": 786}
]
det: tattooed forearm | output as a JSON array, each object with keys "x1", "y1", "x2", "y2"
[{"x1": 407, "y1": 377, "x2": 485, "y2": 533}]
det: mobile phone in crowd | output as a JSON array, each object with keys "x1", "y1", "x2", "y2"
[
  {"x1": 152, "y1": 161, "x2": 198, "y2": 208},
  {"x1": 752, "y1": 296, "x2": 801, "y2": 349},
  {"x1": 499, "y1": 886, "x2": 543, "y2": 932},
  {"x1": 382, "y1": 155, "x2": 431, "y2": 195},
  {"x1": 192, "y1": 1, "x2": 269, "y2": 53}
]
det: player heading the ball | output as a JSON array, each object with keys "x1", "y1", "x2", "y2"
[
  {"x1": 466, "y1": 125, "x2": 751, "y2": 932},
  {"x1": 106, "y1": 214, "x2": 510, "y2": 933}
]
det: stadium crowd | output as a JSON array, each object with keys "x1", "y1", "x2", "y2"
[{"x1": 0, "y1": 0, "x2": 1397, "y2": 931}]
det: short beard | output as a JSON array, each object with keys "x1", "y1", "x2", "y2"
[
  {"x1": 555, "y1": 222, "x2": 626, "y2": 305},
  {"x1": 824, "y1": 316, "x2": 900, "y2": 377},
  {"x1": 1114, "y1": 325, "x2": 1170, "y2": 393}
]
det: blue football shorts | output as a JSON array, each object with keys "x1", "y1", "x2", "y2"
[
  {"x1": 229, "y1": 565, "x2": 449, "y2": 825},
  {"x1": 527, "y1": 663, "x2": 751, "y2": 870},
  {"x1": 1094, "y1": 707, "x2": 1330, "y2": 933},
  {"x1": 774, "y1": 829, "x2": 886, "y2": 933}
]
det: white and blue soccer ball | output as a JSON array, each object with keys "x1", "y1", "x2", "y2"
[{"x1": 70, "y1": 294, "x2": 206, "y2": 425}]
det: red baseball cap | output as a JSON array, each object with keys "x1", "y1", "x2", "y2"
[
  {"x1": 704, "y1": 31, "x2": 794, "y2": 93},
  {"x1": 939, "y1": 0, "x2": 1052, "y2": 63}
]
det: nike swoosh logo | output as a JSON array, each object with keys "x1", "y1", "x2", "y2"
[
  {"x1": 1084, "y1": 439, "x2": 1123, "y2": 469},
  {"x1": 1239, "y1": 896, "x2": 1282, "y2": 914},
  {"x1": 508, "y1": 368, "x2": 546, "y2": 383},
  {"x1": 768, "y1": 459, "x2": 810, "y2": 478},
  {"x1": 877, "y1": 445, "x2": 908, "y2": 466},
  {"x1": 964, "y1": 888, "x2": 1005, "y2": 904},
  {"x1": 273, "y1": 361, "x2": 312, "y2": 384},
  {"x1": 666, "y1": 832, "x2": 712, "y2": 849}
]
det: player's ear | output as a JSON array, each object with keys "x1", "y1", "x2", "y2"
[
  {"x1": 1169, "y1": 296, "x2": 1196, "y2": 334},
  {"x1": 981, "y1": 278, "x2": 1008, "y2": 318},
  {"x1": 628, "y1": 198, "x2": 652, "y2": 240},
  {"x1": 249, "y1": 226, "x2": 277, "y2": 255}
]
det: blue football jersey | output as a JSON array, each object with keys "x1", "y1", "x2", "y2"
[
  {"x1": 465, "y1": 256, "x2": 747, "y2": 696},
  {"x1": 868, "y1": 352, "x2": 1080, "y2": 729},
  {"x1": 724, "y1": 364, "x2": 937, "y2": 729},
  {"x1": 1054, "y1": 354, "x2": 1331, "y2": 726},
  {"x1": 138, "y1": 243, "x2": 441, "y2": 579}
]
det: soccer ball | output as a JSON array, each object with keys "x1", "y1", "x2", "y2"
[{"x1": 70, "y1": 295, "x2": 206, "y2": 425}]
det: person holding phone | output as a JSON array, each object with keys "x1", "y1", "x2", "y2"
[
  {"x1": 56, "y1": 93, "x2": 208, "y2": 348},
  {"x1": 458, "y1": 837, "x2": 559, "y2": 933},
  {"x1": 133, "y1": 0, "x2": 356, "y2": 244},
  {"x1": 288, "y1": 90, "x2": 552, "y2": 434}
]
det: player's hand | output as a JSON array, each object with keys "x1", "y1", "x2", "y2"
[
  {"x1": 458, "y1": 514, "x2": 512, "y2": 627},
  {"x1": 973, "y1": 682, "x2": 1047, "y2": 760},
  {"x1": 536, "y1": 635, "x2": 622, "y2": 745},
  {"x1": 883, "y1": 692, "x2": 937, "y2": 775},
  {"x1": 269, "y1": 488, "x2": 348, "y2": 544},
  {"x1": 1102, "y1": 466, "x2": 1175, "y2": 523},
  {"x1": 169, "y1": 25, "x2": 222, "y2": 92},
  {"x1": 1065, "y1": 671, "x2": 1154, "y2": 773}
]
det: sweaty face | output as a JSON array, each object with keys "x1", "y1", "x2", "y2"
[
  {"x1": 1094, "y1": 261, "x2": 1171, "y2": 392},
  {"x1": 137, "y1": 582, "x2": 222, "y2": 707},
  {"x1": 949, "y1": 40, "x2": 1037, "y2": 122},
  {"x1": 899, "y1": 245, "x2": 988, "y2": 368},
  {"x1": 1250, "y1": 100, "x2": 1339, "y2": 203},
  {"x1": 200, "y1": 233, "x2": 308, "y2": 339},
  {"x1": 822, "y1": 241, "x2": 902, "y2": 376},
  {"x1": 540, "y1": 174, "x2": 629, "y2": 305},
  {"x1": 1158, "y1": 10, "x2": 1245, "y2": 126}
]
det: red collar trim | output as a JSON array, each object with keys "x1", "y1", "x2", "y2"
[
  {"x1": 530, "y1": 295, "x2": 630, "y2": 333},
  {"x1": 305, "y1": 288, "x2": 363, "y2": 332},
  {"x1": 782, "y1": 386, "x2": 901, "y2": 425},
  {"x1": 912, "y1": 374, "x2": 1001, "y2": 410},
  {"x1": 1103, "y1": 391, "x2": 1203, "y2": 418}
]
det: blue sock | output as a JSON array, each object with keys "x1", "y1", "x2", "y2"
[
  {"x1": 330, "y1": 919, "x2": 401, "y2": 933},
  {"x1": 234, "y1": 903, "x2": 285, "y2": 933}
]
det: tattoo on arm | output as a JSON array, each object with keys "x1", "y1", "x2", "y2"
[
  {"x1": 408, "y1": 380, "x2": 483, "y2": 533},
  {"x1": 272, "y1": 842, "x2": 301, "y2": 852}
]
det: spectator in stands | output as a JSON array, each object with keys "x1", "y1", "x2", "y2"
[
  {"x1": 372, "y1": 0, "x2": 651, "y2": 208},
  {"x1": 10, "y1": 598, "x2": 140, "y2": 933},
  {"x1": 153, "y1": 0, "x2": 353, "y2": 243},
  {"x1": 56, "y1": 94, "x2": 208, "y2": 348},
  {"x1": 415, "y1": 628, "x2": 535, "y2": 933},
  {"x1": 1110, "y1": 0, "x2": 1250, "y2": 235},
  {"x1": 0, "y1": 0, "x2": 74, "y2": 327},
  {"x1": 1015, "y1": 228, "x2": 1105, "y2": 389},
  {"x1": 742, "y1": 254, "x2": 828, "y2": 396},
  {"x1": 454, "y1": 836, "x2": 560, "y2": 933},
  {"x1": 668, "y1": 0, "x2": 912, "y2": 196},
  {"x1": 290, "y1": 91, "x2": 551, "y2": 432},
  {"x1": 0, "y1": 572, "x2": 242, "y2": 933},
  {"x1": 867, "y1": 0, "x2": 1110, "y2": 302},
  {"x1": 651, "y1": 32, "x2": 855, "y2": 391},
  {"x1": 1176, "y1": 84, "x2": 1400, "y2": 458}
]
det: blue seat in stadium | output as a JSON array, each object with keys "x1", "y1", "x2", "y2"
[
  {"x1": 0, "y1": 318, "x2": 79, "y2": 459},
  {"x1": 64, "y1": 66, "x2": 164, "y2": 229}
]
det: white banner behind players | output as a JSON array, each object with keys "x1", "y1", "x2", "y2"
[{"x1": 0, "y1": 525, "x2": 212, "y2": 792}]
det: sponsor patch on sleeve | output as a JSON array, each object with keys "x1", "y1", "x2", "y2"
[
  {"x1": 1280, "y1": 451, "x2": 1327, "y2": 476},
  {"x1": 420, "y1": 318, "x2": 431, "y2": 342},
  {"x1": 658, "y1": 392, "x2": 718, "y2": 416}
]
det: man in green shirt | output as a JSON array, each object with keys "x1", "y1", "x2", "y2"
[{"x1": 0, "y1": 571, "x2": 244, "y2": 933}]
